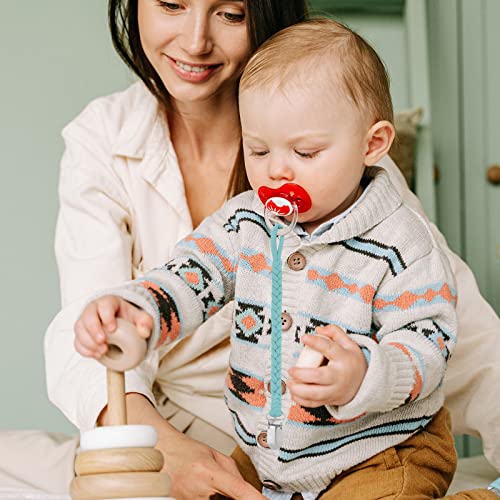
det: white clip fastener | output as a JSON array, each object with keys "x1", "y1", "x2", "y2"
[{"x1": 266, "y1": 416, "x2": 283, "y2": 450}]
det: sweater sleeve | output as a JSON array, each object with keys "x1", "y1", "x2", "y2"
[
  {"x1": 96, "y1": 208, "x2": 238, "y2": 355},
  {"x1": 328, "y1": 246, "x2": 457, "y2": 419}
]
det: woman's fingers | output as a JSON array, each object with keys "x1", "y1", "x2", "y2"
[
  {"x1": 214, "y1": 451, "x2": 245, "y2": 479},
  {"x1": 210, "y1": 464, "x2": 266, "y2": 500},
  {"x1": 170, "y1": 452, "x2": 265, "y2": 500}
]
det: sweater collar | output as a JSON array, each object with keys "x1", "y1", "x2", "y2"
[{"x1": 251, "y1": 167, "x2": 402, "y2": 245}]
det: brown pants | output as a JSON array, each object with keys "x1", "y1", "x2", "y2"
[{"x1": 227, "y1": 408, "x2": 497, "y2": 499}]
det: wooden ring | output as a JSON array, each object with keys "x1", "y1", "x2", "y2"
[
  {"x1": 70, "y1": 471, "x2": 171, "y2": 500},
  {"x1": 296, "y1": 335, "x2": 329, "y2": 368},
  {"x1": 99, "y1": 318, "x2": 148, "y2": 371},
  {"x1": 75, "y1": 447, "x2": 164, "y2": 476}
]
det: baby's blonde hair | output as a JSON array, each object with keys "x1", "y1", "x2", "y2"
[{"x1": 239, "y1": 18, "x2": 393, "y2": 125}]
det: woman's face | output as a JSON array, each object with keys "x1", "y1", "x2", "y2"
[{"x1": 138, "y1": 0, "x2": 250, "y2": 105}]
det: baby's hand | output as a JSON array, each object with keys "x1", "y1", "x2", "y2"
[
  {"x1": 287, "y1": 325, "x2": 367, "y2": 407},
  {"x1": 74, "y1": 295, "x2": 153, "y2": 359}
]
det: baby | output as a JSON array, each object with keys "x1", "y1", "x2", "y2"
[{"x1": 75, "y1": 18, "x2": 458, "y2": 499}]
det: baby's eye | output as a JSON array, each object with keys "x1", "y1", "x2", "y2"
[
  {"x1": 294, "y1": 149, "x2": 319, "y2": 159},
  {"x1": 250, "y1": 150, "x2": 269, "y2": 157}
]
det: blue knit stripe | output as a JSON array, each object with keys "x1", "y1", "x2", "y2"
[
  {"x1": 224, "y1": 209, "x2": 270, "y2": 236},
  {"x1": 296, "y1": 311, "x2": 372, "y2": 336},
  {"x1": 341, "y1": 237, "x2": 406, "y2": 276},
  {"x1": 278, "y1": 416, "x2": 432, "y2": 462},
  {"x1": 373, "y1": 282, "x2": 457, "y2": 313},
  {"x1": 227, "y1": 406, "x2": 258, "y2": 446}
]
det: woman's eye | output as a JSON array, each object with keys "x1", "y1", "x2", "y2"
[
  {"x1": 250, "y1": 150, "x2": 268, "y2": 157},
  {"x1": 220, "y1": 11, "x2": 245, "y2": 23},
  {"x1": 295, "y1": 150, "x2": 319, "y2": 159},
  {"x1": 156, "y1": 1, "x2": 181, "y2": 11}
]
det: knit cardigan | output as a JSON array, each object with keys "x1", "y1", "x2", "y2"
[{"x1": 106, "y1": 167, "x2": 457, "y2": 493}]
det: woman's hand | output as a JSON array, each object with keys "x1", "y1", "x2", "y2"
[
  {"x1": 158, "y1": 429, "x2": 266, "y2": 500},
  {"x1": 74, "y1": 295, "x2": 153, "y2": 359},
  {"x1": 101, "y1": 393, "x2": 265, "y2": 500},
  {"x1": 287, "y1": 324, "x2": 368, "y2": 407}
]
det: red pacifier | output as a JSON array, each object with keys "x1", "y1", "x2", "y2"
[{"x1": 258, "y1": 183, "x2": 312, "y2": 235}]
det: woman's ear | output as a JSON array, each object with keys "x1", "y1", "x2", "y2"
[{"x1": 364, "y1": 120, "x2": 396, "y2": 166}]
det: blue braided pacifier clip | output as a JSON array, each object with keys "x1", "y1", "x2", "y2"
[
  {"x1": 268, "y1": 223, "x2": 285, "y2": 449},
  {"x1": 264, "y1": 199, "x2": 298, "y2": 450}
]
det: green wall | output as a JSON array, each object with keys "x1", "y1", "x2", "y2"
[
  {"x1": 0, "y1": 2, "x2": 131, "y2": 432},
  {"x1": 0, "y1": 3, "x2": 410, "y2": 433}
]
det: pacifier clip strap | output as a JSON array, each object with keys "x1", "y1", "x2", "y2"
[{"x1": 268, "y1": 223, "x2": 285, "y2": 449}]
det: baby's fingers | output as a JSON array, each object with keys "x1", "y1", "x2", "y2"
[
  {"x1": 95, "y1": 296, "x2": 124, "y2": 335},
  {"x1": 74, "y1": 318, "x2": 107, "y2": 359},
  {"x1": 287, "y1": 381, "x2": 335, "y2": 408},
  {"x1": 78, "y1": 302, "x2": 110, "y2": 345},
  {"x1": 118, "y1": 301, "x2": 154, "y2": 339}
]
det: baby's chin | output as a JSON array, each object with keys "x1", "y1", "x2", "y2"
[{"x1": 284, "y1": 212, "x2": 315, "y2": 225}]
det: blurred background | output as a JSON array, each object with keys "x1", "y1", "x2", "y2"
[{"x1": 0, "y1": 0, "x2": 498, "y2": 459}]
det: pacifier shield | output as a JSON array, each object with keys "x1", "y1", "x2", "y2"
[{"x1": 258, "y1": 183, "x2": 312, "y2": 213}]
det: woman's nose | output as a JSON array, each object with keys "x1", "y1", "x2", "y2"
[{"x1": 180, "y1": 11, "x2": 213, "y2": 56}]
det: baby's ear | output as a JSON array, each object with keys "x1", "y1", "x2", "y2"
[{"x1": 364, "y1": 120, "x2": 395, "y2": 166}]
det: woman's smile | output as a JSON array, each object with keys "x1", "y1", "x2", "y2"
[{"x1": 166, "y1": 55, "x2": 222, "y2": 83}]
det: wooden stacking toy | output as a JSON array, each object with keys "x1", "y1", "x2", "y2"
[{"x1": 70, "y1": 319, "x2": 173, "y2": 500}]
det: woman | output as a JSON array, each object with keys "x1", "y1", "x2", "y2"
[
  {"x1": 44, "y1": 1, "x2": 307, "y2": 499},
  {"x1": 40, "y1": 0, "x2": 500, "y2": 499}
]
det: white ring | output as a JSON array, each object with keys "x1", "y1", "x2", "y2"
[
  {"x1": 264, "y1": 205, "x2": 298, "y2": 236},
  {"x1": 79, "y1": 425, "x2": 158, "y2": 451}
]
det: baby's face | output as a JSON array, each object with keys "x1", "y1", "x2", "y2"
[{"x1": 240, "y1": 85, "x2": 370, "y2": 233}]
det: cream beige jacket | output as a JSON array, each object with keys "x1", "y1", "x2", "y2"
[{"x1": 44, "y1": 82, "x2": 500, "y2": 469}]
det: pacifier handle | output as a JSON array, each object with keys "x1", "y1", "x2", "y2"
[
  {"x1": 264, "y1": 197, "x2": 298, "y2": 236},
  {"x1": 99, "y1": 318, "x2": 148, "y2": 426}
]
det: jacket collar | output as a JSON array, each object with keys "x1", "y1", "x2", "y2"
[
  {"x1": 251, "y1": 167, "x2": 402, "y2": 246},
  {"x1": 110, "y1": 82, "x2": 191, "y2": 224},
  {"x1": 111, "y1": 82, "x2": 164, "y2": 160}
]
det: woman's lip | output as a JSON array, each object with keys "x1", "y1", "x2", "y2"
[{"x1": 166, "y1": 55, "x2": 221, "y2": 83}]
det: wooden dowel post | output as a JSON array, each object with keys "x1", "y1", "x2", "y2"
[{"x1": 106, "y1": 369, "x2": 127, "y2": 426}]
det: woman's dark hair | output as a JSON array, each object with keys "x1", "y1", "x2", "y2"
[{"x1": 108, "y1": 0, "x2": 308, "y2": 195}]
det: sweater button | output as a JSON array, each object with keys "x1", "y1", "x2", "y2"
[
  {"x1": 257, "y1": 431, "x2": 269, "y2": 449},
  {"x1": 266, "y1": 379, "x2": 287, "y2": 394},
  {"x1": 281, "y1": 312, "x2": 293, "y2": 331},
  {"x1": 262, "y1": 479, "x2": 282, "y2": 491},
  {"x1": 287, "y1": 252, "x2": 306, "y2": 271}
]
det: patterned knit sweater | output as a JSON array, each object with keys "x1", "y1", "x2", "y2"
[{"x1": 107, "y1": 167, "x2": 457, "y2": 493}]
